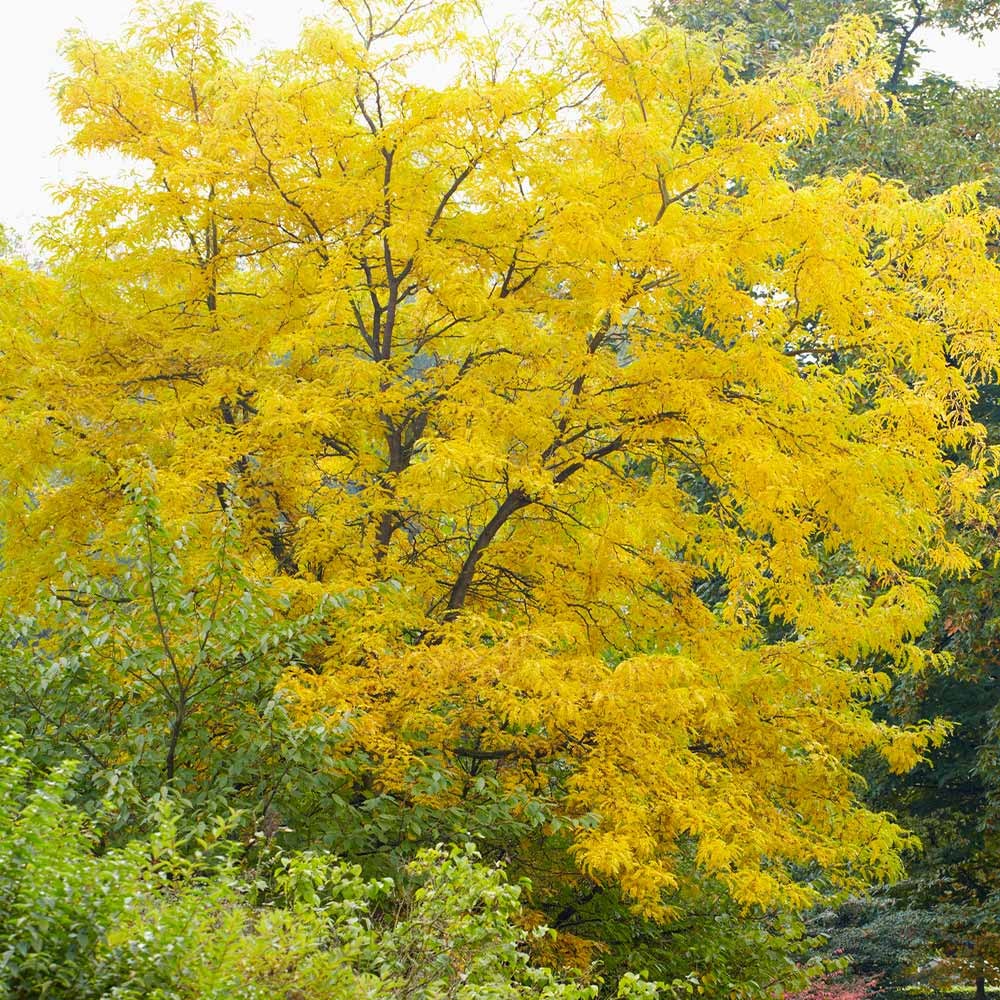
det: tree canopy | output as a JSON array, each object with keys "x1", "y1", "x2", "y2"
[{"x1": 4, "y1": 0, "x2": 1000, "y2": 979}]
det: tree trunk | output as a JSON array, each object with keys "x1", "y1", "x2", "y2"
[{"x1": 976, "y1": 975, "x2": 987, "y2": 1000}]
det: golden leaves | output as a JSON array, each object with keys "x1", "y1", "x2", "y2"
[{"x1": 4, "y1": 0, "x2": 1000, "y2": 920}]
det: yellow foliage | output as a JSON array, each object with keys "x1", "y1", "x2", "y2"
[
  {"x1": 2, "y1": 0, "x2": 1000, "y2": 917},
  {"x1": 521, "y1": 909, "x2": 608, "y2": 975}
]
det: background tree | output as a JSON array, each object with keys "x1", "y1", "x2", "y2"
[
  {"x1": 661, "y1": 0, "x2": 1000, "y2": 199},
  {"x1": 841, "y1": 546, "x2": 1000, "y2": 998}
]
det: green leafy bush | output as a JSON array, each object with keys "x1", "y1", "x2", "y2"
[{"x1": 0, "y1": 739, "x2": 656, "y2": 999}]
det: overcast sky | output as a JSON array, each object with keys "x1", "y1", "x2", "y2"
[{"x1": 3, "y1": 2, "x2": 1000, "y2": 238}]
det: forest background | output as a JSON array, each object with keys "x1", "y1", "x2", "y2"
[{"x1": 5, "y1": 1, "x2": 1000, "y2": 998}]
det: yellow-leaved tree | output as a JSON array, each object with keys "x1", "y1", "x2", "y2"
[{"x1": 2, "y1": 0, "x2": 1000, "y2": 922}]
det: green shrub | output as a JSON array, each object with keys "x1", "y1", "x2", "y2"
[{"x1": 0, "y1": 739, "x2": 656, "y2": 999}]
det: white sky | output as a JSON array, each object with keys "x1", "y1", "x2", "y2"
[{"x1": 2, "y1": 2, "x2": 1000, "y2": 239}]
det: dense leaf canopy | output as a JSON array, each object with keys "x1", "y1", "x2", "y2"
[{"x1": 3, "y1": 0, "x2": 1000, "y2": 926}]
